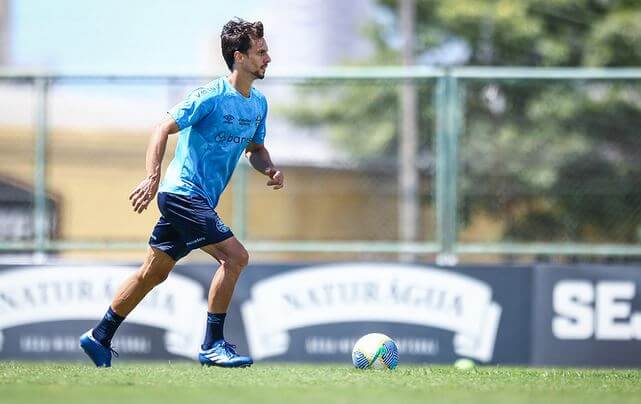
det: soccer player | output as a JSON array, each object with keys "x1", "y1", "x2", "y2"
[{"x1": 79, "y1": 18, "x2": 282, "y2": 368}]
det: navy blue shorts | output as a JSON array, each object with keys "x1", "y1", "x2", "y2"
[{"x1": 149, "y1": 192, "x2": 234, "y2": 261}]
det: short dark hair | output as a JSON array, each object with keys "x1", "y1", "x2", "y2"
[{"x1": 221, "y1": 18, "x2": 264, "y2": 71}]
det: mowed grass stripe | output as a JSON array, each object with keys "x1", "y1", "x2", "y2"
[{"x1": 1, "y1": 362, "x2": 641, "y2": 404}]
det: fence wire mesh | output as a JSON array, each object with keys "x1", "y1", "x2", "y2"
[
  {"x1": 458, "y1": 79, "x2": 641, "y2": 244},
  {"x1": 0, "y1": 69, "x2": 640, "y2": 260}
]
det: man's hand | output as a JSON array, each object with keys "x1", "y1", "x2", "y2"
[
  {"x1": 266, "y1": 168, "x2": 284, "y2": 190},
  {"x1": 129, "y1": 176, "x2": 160, "y2": 213}
]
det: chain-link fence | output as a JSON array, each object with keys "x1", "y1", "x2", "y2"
[
  {"x1": 459, "y1": 79, "x2": 641, "y2": 245},
  {"x1": 0, "y1": 68, "x2": 640, "y2": 261}
]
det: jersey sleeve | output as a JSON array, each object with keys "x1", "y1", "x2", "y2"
[
  {"x1": 252, "y1": 98, "x2": 268, "y2": 145},
  {"x1": 169, "y1": 86, "x2": 218, "y2": 130}
]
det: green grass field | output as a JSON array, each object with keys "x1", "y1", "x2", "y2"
[{"x1": 1, "y1": 362, "x2": 641, "y2": 404}]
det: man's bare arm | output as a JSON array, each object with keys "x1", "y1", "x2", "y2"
[
  {"x1": 129, "y1": 116, "x2": 181, "y2": 213},
  {"x1": 245, "y1": 141, "x2": 284, "y2": 190}
]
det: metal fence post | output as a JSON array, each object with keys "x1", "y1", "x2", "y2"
[
  {"x1": 435, "y1": 72, "x2": 460, "y2": 265},
  {"x1": 33, "y1": 77, "x2": 49, "y2": 261}
]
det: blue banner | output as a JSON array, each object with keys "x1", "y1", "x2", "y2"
[{"x1": 0, "y1": 262, "x2": 531, "y2": 365}]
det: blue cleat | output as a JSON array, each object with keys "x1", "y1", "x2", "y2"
[
  {"x1": 198, "y1": 340, "x2": 253, "y2": 368},
  {"x1": 79, "y1": 329, "x2": 118, "y2": 367}
]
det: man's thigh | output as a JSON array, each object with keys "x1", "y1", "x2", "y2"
[
  {"x1": 145, "y1": 247, "x2": 178, "y2": 275},
  {"x1": 200, "y1": 236, "x2": 248, "y2": 264}
]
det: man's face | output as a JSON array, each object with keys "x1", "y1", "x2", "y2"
[{"x1": 239, "y1": 37, "x2": 271, "y2": 79}]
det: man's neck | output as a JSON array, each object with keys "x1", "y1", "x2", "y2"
[{"x1": 227, "y1": 70, "x2": 254, "y2": 98}]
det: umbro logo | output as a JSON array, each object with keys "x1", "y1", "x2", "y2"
[{"x1": 223, "y1": 114, "x2": 235, "y2": 124}]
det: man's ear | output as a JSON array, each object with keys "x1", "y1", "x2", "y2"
[{"x1": 233, "y1": 50, "x2": 244, "y2": 66}]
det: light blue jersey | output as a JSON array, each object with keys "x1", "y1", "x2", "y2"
[{"x1": 159, "y1": 77, "x2": 267, "y2": 208}]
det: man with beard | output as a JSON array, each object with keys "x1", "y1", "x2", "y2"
[{"x1": 80, "y1": 18, "x2": 282, "y2": 368}]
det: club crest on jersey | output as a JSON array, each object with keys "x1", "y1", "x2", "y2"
[{"x1": 223, "y1": 114, "x2": 235, "y2": 124}]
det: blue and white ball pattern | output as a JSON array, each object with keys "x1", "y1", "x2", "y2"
[{"x1": 352, "y1": 333, "x2": 399, "y2": 370}]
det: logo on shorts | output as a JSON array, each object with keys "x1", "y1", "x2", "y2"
[
  {"x1": 215, "y1": 216, "x2": 230, "y2": 233},
  {"x1": 223, "y1": 114, "x2": 235, "y2": 124},
  {"x1": 185, "y1": 237, "x2": 206, "y2": 247}
]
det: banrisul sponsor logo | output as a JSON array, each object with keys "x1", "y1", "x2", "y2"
[
  {"x1": 193, "y1": 86, "x2": 214, "y2": 98},
  {"x1": 241, "y1": 263, "x2": 502, "y2": 362},
  {"x1": 0, "y1": 266, "x2": 207, "y2": 358}
]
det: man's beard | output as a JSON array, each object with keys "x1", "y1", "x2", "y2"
[{"x1": 252, "y1": 66, "x2": 266, "y2": 79}]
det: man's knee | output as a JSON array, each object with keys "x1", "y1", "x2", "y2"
[
  {"x1": 227, "y1": 248, "x2": 249, "y2": 273},
  {"x1": 237, "y1": 248, "x2": 250, "y2": 268},
  {"x1": 138, "y1": 249, "x2": 174, "y2": 287},
  {"x1": 136, "y1": 267, "x2": 168, "y2": 288}
]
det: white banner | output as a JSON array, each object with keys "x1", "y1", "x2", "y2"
[
  {"x1": 0, "y1": 266, "x2": 208, "y2": 358},
  {"x1": 241, "y1": 263, "x2": 501, "y2": 362}
]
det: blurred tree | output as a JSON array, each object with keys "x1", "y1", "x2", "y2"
[{"x1": 284, "y1": 0, "x2": 641, "y2": 243}]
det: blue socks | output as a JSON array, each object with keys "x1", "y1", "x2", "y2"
[
  {"x1": 92, "y1": 308, "x2": 226, "y2": 350},
  {"x1": 92, "y1": 307, "x2": 125, "y2": 348},
  {"x1": 202, "y1": 312, "x2": 226, "y2": 350}
]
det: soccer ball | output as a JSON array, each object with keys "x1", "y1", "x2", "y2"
[{"x1": 351, "y1": 333, "x2": 399, "y2": 369}]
